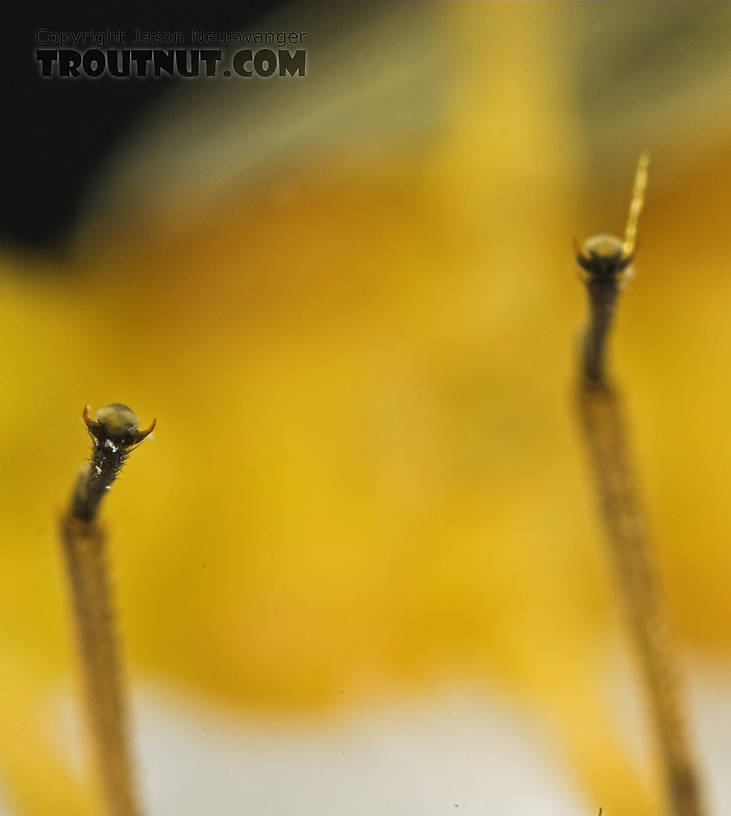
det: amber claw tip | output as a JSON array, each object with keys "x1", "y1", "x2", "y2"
[{"x1": 136, "y1": 418, "x2": 156, "y2": 443}]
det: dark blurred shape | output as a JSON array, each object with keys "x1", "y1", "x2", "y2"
[{"x1": 0, "y1": 1, "x2": 285, "y2": 251}]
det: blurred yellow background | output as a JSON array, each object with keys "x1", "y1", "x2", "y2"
[{"x1": 1, "y1": 3, "x2": 730, "y2": 814}]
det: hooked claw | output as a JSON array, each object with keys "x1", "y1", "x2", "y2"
[{"x1": 83, "y1": 404, "x2": 156, "y2": 447}]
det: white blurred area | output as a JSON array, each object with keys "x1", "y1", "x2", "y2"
[
  {"x1": 4, "y1": 665, "x2": 723, "y2": 816},
  {"x1": 134, "y1": 688, "x2": 583, "y2": 816},
  {"x1": 59, "y1": 684, "x2": 586, "y2": 816}
]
